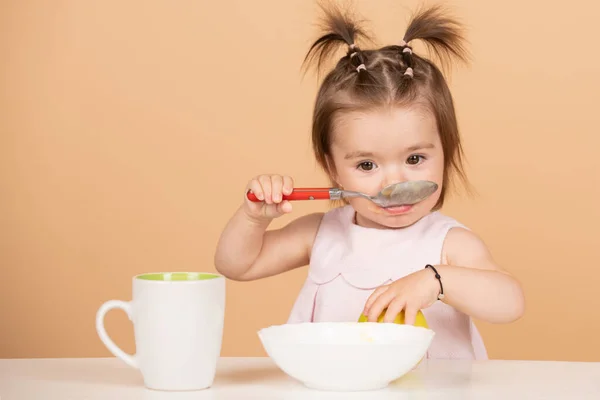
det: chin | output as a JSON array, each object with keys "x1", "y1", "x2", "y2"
[
  {"x1": 374, "y1": 208, "x2": 426, "y2": 228},
  {"x1": 353, "y1": 198, "x2": 438, "y2": 229}
]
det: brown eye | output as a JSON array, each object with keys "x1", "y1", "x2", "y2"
[
  {"x1": 358, "y1": 161, "x2": 375, "y2": 171},
  {"x1": 406, "y1": 155, "x2": 423, "y2": 165}
]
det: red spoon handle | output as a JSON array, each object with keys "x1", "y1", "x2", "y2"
[{"x1": 247, "y1": 188, "x2": 331, "y2": 202}]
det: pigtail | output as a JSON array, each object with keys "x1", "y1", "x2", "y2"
[
  {"x1": 305, "y1": 3, "x2": 472, "y2": 209},
  {"x1": 302, "y1": 2, "x2": 373, "y2": 77},
  {"x1": 402, "y1": 5, "x2": 470, "y2": 75}
]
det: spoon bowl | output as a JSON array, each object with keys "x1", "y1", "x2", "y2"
[{"x1": 367, "y1": 180, "x2": 438, "y2": 207}]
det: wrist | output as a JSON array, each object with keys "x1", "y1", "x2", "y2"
[
  {"x1": 240, "y1": 206, "x2": 273, "y2": 227},
  {"x1": 425, "y1": 264, "x2": 445, "y2": 301}
]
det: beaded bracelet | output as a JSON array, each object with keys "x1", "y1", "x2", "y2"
[{"x1": 425, "y1": 264, "x2": 445, "y2": 300}]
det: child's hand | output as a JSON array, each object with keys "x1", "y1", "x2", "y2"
[
  {"x1": 244, "y1": 174, "x2": 294, "y2": 221},
  {"x1": 362, "y1": 269, "x2": 440, "y2": 325}
]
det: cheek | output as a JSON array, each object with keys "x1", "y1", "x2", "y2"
[
  {"x1": 434, "y1": 152, "x2": 445, "y2": 176},
  {"x1": 367, "y1": 203, "x2": 385, "y2": 214},
  {"x1": 335, "y1": 166, "x2": 374, "y2": 186},
  {"x1": 419, "y1": 155, "x2": 444, "y2": 183},
  {"x1": 340, "y1": 175, "x2": 383, "y2": 197}
]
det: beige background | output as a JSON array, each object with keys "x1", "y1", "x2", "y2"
[{"x1": 1, "y1": 0, "x2": 599, "y2": 361}]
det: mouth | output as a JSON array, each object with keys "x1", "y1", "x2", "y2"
[{"x1": 381, "y1": 203, "x2": 415, "y2": 215}]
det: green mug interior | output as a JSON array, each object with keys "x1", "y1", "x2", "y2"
[{"x1": 136, "y1": 272, "x2": 221, "y2": 281}]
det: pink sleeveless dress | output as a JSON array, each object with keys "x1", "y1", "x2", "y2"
[{"x1": 287, "y1": 205, "x2": 488, "y2": 360}]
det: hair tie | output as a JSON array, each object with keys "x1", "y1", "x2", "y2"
[
  {"x1": 402, "y1": 47, "x2": 412, "y2": 54},
  {"x1": 350, "y1": 52, "x2": 358, "y2": 58},
  {"x1": 404, "y1": 67, "x2": 414, "y2": 77},
  {"x1": 425, "y1": 264, "x2": 444, "y2": 300},
  {"x1": 356, "y1": 64, "x2": 366, "y2": 72}
]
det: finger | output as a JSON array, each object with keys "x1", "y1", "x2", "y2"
[
  {"x1": 276, "y1": 200, "x2": 292, "y2": 214},
  {"x1": 271, "y1": 175, "x2": 284, "y2": 203},
  {"x1": 282, "y1": 176, "x2": 294, "y2": 196},
  {"x1": 367, "y1": 289, "x2": 396, "y2": 322},
  {"x1": 383, "y1": 297, "x2": 407, "y2": 323},
  {"x1": 403, "y1": 304, "x2": 418, "y2": 326},
  {"x1": 263, "y1": 204, "x2": 283, "y2": 219},
  {"x1": 363, "y1": 285, "x2": 389, "y2": 315},
  {"x1": 258, "y1": 175, "x2": 272, "y2": 204},
  {"x1": 247, "y1": 179, "x2": 264, "y2": 201}
]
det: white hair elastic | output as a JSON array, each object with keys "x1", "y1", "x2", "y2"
[{"x1": 356, "y1": 64, "x2": 366, "y2": 72}]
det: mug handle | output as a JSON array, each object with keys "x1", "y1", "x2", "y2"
[{"x1": 96, "y1": 300, "x2": 138, "y2": 368}]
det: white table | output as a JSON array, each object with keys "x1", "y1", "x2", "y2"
[{"x1": 1, "y1": 357, "x2": 598, "y2": 399}]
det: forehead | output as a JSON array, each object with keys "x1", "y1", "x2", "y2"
[{"x1": 330, "y1": 106, "x2": 440, "y2": 152}]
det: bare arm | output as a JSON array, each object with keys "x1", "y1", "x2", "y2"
[
  {"x1": 434, "y1": 227, "x2": 526, "y2": 323},
  {"x1": 364, "y1": 227, "x2": 525, "y2": 325},
  {"x1": 214, "y1": 204, "x2": 323, "y2": 281}
]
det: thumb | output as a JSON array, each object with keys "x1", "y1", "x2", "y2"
[
  {"x1": 277, "y1": 200, "x2": 293, "y2": 214},
  {"x1": 262, "y1": 201, "x2": 292, "y2": 219}
]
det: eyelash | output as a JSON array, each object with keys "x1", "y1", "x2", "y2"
[
  {"x1": 356, "y1": 161, "x2": 377, "y2": 171},
  {"x1": 407, "y1": 154, "x2": 427, "y2": 165},
  {"x1": 356, "y1": 155, "x2": 427, "y2": 171}
]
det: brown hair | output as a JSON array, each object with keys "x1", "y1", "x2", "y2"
[{"x1": 303, "y1": 2, "x2": 471, "y2": 209}]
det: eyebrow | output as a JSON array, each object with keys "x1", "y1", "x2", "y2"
[
  {"x1": 406, "y1": 142, "x2": 435, "y2": 152},
  {"x1": 344, "y1": 143, "x2": 435, "y2": 160},
  {"x1": 344, "y1": 151, "x2": 375, "y2": 160}
]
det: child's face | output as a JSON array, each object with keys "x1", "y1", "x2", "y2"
[{"x1": 329, "y1": 105, "x2": 444, "y2": 229}]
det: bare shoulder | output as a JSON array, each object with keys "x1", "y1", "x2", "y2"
[{"x1": 441, "y1": 227, "x2": 506, "y2": 272}]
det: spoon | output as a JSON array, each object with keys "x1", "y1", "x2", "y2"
[{"x1": 246, "y1": 180, "x2": 438, "y2": 208}]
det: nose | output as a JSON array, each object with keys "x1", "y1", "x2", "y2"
[{"x1": 381, "y1": 173, "x2": 408, "y2": 191}]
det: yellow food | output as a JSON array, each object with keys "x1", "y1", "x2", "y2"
[{"x1": 358, "y1": 308, "x2": 429, "y2": 329}]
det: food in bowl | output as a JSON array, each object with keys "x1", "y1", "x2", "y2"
[{"x1": 258, "y1": 322, "x2": 434, "y2": 391}]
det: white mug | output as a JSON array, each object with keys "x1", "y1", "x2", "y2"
[{"x1": 96, "y1": 272, "x2": 225, "y2": 391}]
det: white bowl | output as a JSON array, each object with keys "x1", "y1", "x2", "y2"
[{"x1": 257, "y1": 322, "x2": 434, "y2": 391}]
